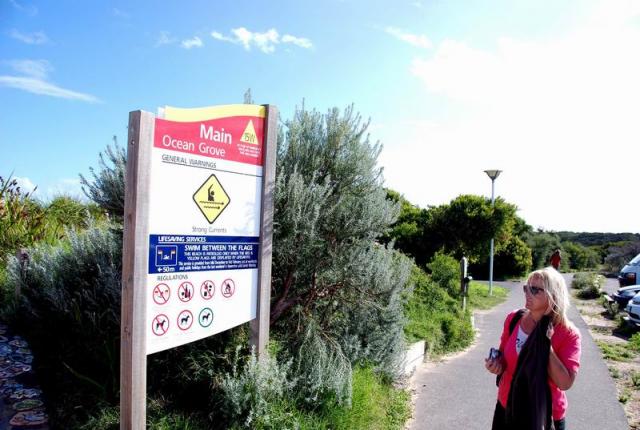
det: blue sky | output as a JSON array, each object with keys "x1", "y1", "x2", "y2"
[{"x1": 1, "y1": 0, "x2": 638, "y2": 233}]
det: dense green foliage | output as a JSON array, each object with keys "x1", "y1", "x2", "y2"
[
  {"x1": 526, "y1": 232, "x2": 562, "y2": 270},
  {"x1": 403, "y1": 265, "x2": 474, "y2": 352},
  {"x1": 557, "y1": 231, "x2": 640, "y2": 247},
  {"x1": 385, "y1": 190, "x2": 533, "y2": 279},
  {"x1": 493, "y1": 235, "x2": 533, "y2": 279},
  {"x1": 0, "y1": 175, "x2": 46, "y2": 258},
  {"x1": 427, "y1": 252, "x2": 461, "y2": 297},
  {"x1": 0, "y1": 174, "x2": 106, "y2": 263},
  {"x1": 561, "y1": 241, "x2": 599, "y2": 271},
  {"x1": 2, "y1": 226, "x2": 122, "y2": 426}
]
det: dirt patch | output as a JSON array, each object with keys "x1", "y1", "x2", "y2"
[{"x1": 573, "y1": 292, "x2": 640, "y2": 429}]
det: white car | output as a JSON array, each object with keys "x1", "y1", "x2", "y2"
[
  {"x1": 619, "y1": 253, "x2": 640, "y2": 287},
  {"x1": 624, "y1": 293, "x2": 640, "y2": 327}
]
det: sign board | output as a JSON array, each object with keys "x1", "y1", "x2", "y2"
[
  {"x1": 143, "y1": 104, "x2": 267, "y2": 354},
  {"x1": 120, "y1": 104, "x2": 277, "y2": 429}
]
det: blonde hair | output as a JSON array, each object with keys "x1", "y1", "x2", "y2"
[{"x1": 527, "y1": 267, "x2": 572, "y2": 328}]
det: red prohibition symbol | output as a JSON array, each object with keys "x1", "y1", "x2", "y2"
[
  {"x1": 152, "y1": 314, "x2": 169, "y2": 336},
  {"x1": 221, "y1": 278, "x2": 235, "y2": 298},
  {"x1": 200, "y1": 280, "x2": 215, "y2": 300},
  {"x1": 178, "y1": 282, "x2": 194, "y2": 302},
  {"x1": 177, "y1": 310, "x2": 194, "y2": 331},
  {"x1": 152, "y1": 283, "x2": 170, "y2": 305}
]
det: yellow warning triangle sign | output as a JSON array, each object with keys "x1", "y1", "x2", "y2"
[
  {"x1": 240, "y1": 120, "x2": 258, "y2": 145},
  {"x1": 193, "y1": 175, "x2": 231, "y2": 224}
]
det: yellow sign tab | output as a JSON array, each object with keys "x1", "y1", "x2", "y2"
[
  {"x1": 240, "y1": 120, "x2": 258, "y2": 145},
  {"x1": 193, "y1": 175, "x2": 231, "y2": 224}
]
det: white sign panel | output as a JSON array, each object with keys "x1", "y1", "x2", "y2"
[{"x1": 145, "y1": 105, "x2": 266, "y2": 354}]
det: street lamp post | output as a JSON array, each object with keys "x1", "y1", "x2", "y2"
[{"x1": 484, "y1": 170, "x2": 502, "y2": 296}]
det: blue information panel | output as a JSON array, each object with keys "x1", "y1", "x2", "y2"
[{"x1": 148, "y1": 234, "x2": 260, "y2": 274}]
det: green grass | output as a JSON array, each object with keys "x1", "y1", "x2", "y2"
[
  {"x1": 467, "y1": 282, "x2": 508, "y2": 310},
  {"x1": 629, "y1": 333, "x2": 640, "y2": 352},
  {"x1": 596, "y1": 340, "x2": 636, "y2": 362},
  {"x1": 227, "y1": 365, "x2": 412, "y2": 430},
  {"x1": 321, "y1": 366, "x2": 411, "y2": 430}
]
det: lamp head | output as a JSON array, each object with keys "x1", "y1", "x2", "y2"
[{"x1": 484, "y1": 170, "x2": 502, "y2": 180}]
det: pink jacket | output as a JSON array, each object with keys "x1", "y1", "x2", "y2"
[{"x1": 497, "y1": 309, "x2": 581, "y2": 420}]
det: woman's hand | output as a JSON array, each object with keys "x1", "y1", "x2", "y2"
[{"x1": 485, "y1": 357, "x2": 505, "y2": 375}]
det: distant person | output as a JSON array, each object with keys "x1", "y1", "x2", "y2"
[
  {"x1": 485, "y1": 267, "x2": 581, "y2": 430},
  {"x1": 550, "y1": 249, "x2": 562, "y2": 271}
]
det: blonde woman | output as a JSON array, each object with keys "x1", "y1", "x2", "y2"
[{"x1": 485, "y1": 267, "x2": 581, "y2": 430}]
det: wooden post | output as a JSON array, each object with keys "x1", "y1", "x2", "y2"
[
  {"x1": 250, "y1": 105, "x2": 278, "y2": 357},
  {"x1": 120, "y1": 111, "x2": 155, "y2": 429}
]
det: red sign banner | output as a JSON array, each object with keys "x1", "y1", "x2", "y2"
[{"x1": 154, "y1": 116, "x2": 264, "y2": 166}]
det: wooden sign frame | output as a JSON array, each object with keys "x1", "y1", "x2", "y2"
[{"x1": 120, "y1": 105, "x2": 278, "y2": 429}]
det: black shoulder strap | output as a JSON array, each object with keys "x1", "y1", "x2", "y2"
[{"x1": 508, "y1": 309, "x2": 525, "y2": 336}]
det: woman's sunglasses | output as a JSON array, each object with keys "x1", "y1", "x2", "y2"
[{"x1": 523, "y1": 284, "x2": 545, "y2": 296}]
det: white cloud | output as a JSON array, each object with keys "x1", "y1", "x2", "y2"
[
  {"x1": 156, "y1": 31, "x2": 176, "y2": 47},
  {"x1": 378, "y1": 0, "x2": 640, "y2": 233},
  {"x1": 10, "y1": 176, "x2": 86, "y2": 200},
  {"x1": 0, "y1": 76, "x2": 101, "y2": 102},
  {"x1": 7, "y1": 59, "x2": 51, "y2": 79},
  {"x1": 46, "y1": 178, "x2": 84, "y2": 199},
  {"x1": 9, "y1": 29, "x2": 49, "y2": 45},
  {"x1": 385, "y1": 27, "x2": 432, "y2": 49},
  {"x1": 212, "y1": 27, "x2": 313, "y2": 53},
  {"x1": 13, "y1": 176, "x2": 37, "y2": 194},
  {"x1": 211, "y1": 31, "x2": 234, "y2": 43},
  {"x1": 230, "y1": 27, "x2": 252, "y2": 49},
  {"x1": 282, "y1": 34, "x2": 313, "y2": 49},
  {"x1": 181, "y1": 36, "x2": 203, "y2": 49},
  {"x1": 0, "y1": 59, "x2": 101, "y2": 103},
  {"x1": 251, "y1": 28, "x2": 279, "y2": 53}
]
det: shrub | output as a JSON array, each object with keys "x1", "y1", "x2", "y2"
[
  {"x1": 2, "y1": 225, "x2": 122, "y2": 426},
  {"x1": 0, "y1": 174, "x2": 46, "y2": 259},
  {"x1": 79, "y1": 140, "x2": 126, "y2": 221},
  {"x1": 293, "y1": 321, "x2": 352, "y2": 407},
  {"x1": 572, "y1": 272, "x2": 604, "y2": 299},
  {"x1": 493, "y1": 235, "x2": 533, "y2": 279},
  {"x1": 526, "y1": 232, "x2": 562, "y2": 269},
  {"x1": 45, "y1": 195, "x2": 105, "y2": 239},
  {"x1": 220, "y1": 348, "x2": 297, "y2": 429},
  {"x1": 404, "y1": 265, "x2": 474, "y2": 354},
  {"x1": 218, "y1": 356, "x2": 410, "y2": 430},
  {"x1": 271, "y1": 104, "x2": 413, "y2": 394},
  {"x1": 562, "y1": 241, "x2": 599, "y2": 271},
  {"x1": 427, "y1": 251, "x2": 460, "y2": 297}
]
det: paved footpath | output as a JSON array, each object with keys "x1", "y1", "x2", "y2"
[{"x1": 408, "y1": 276, "x2": 629, "y2": 430}]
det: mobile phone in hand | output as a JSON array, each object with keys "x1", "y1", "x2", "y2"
[{"x1": 488, "y1": 347, "x2": 501, "y2": 360}]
